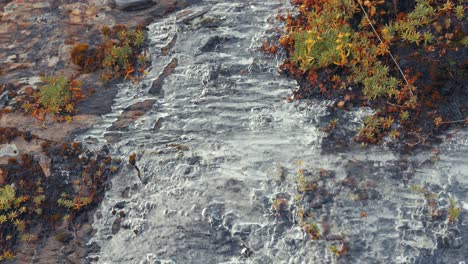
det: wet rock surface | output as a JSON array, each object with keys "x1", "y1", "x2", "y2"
[
  {"x1": 149, "y1": 58, "x2": 178, "y2": 95},
  {"x1": 1, "y1": 0, "x2": 467, "y2": 263},
  {"x1": 80, "y1": 1, "x2": 468, "y2": 263}
]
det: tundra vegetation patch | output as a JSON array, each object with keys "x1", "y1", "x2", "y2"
[
  {"x1": 272, "y1": 163, "x2": 464, "y2": 259},
  {"x1": 0, "y1": 22, "x2": 148, "y2": 263},
  {"x1": 0, "y1": 132, "x2": 120, "y2": 261},
  {"x1": 1, "y1": 25, "x2": 149, "y2": 125},
  {"x1": 265, "y1": 0, "x2": 467, "y2": 146},
  {"x1": 20, "y1": 76, "x2": 84, "y2": 123},
  {"x1": 71, "y1": 24, "x2": 149, "y2": 83}
]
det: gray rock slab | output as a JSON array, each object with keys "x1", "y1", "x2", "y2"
[{"x1": 115, "y1": 0, "x2": 154, "y2": 10}]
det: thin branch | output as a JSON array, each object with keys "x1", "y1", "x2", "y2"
[
  {"x1": 405, "y1": 131, "x2": 429, "y2": 147},
  {"x1": 386, "y1": 101, "x2": 402, "y2": 108},
  {"x1": 356, "y1": 0, "x2": 410, "y2": 89},
  {"x1": 441, "y1": 119, "x2": 467, "y2": 125}
]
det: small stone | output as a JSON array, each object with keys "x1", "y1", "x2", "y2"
[
  {"x1": 149, "y1": 58, "x2": 178, "y2": 95},
  {"x1": 70, "y1": 9, "x2": 81, "y2": 16},
  {"x1": 88, "y1": 255, "x2": 99, "y2": 262},
  {"x1": 115, "y1": 0, "x2": 154, "y2": 10},
  {"x1": 86, "y1": 242, "x2": 101, "y2": 254},
  {"x1": 55, "y1": 231, "x2": 74, "y2": 243},
  {"x1": 111, "y1": 218, "x2": 122, "y2": 235},
  {"x1": 109, "y1": 100, "x2": 156, "y2": 131},
  {"x1": 6, "y1": 54, "x2": 17, "y2": 63},
  {"x1": 119, "y1": 211, "x2": 126, "y2": 218},
  {"x1": 152, "y1": 117, "x2": 164, "y2": 131},
  {"x1": 76, "y1": 223, "x2": 93, "y2": 238},
  {"x1": 0, "y1": 90, "x2": 10, "y2": 107},
  {"x1": 33, "y1": 2, "x2": 51, "y2": 9},
  {"x1": 47, "y1": 56, "x2": 59, "y2": 67},
  {"x1": 114, "y1": 201, "x2": 126, "y2": 209},
  {"x1": 39, "y1": 155, "x2": 52, "y2": 177},
  {"x1": 241, "y1": 247, "x2": 253, "y2": 258},
  {"x1": 121, "y1": 187, "x2": 130, "y2": 198},
  {"x1": 176, "y1": 10, "x2": 193, "y2": 20},
  {"x1": 0, "y1": 144, "x2": 18, "y2": 157}
]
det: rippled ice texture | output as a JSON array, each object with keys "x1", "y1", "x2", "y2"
[{"x1": 78, "y1": 0, "x2": 468, "y2": 263}]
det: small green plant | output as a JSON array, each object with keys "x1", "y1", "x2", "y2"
[
  {"x1": 272, "y1": 198, "x2": 288, "y2": 213},
  {"x1": 448, "y1": 198, "x2": 461, "y2": 223},
  {"x1": 328, "y1": 242, "x2": 348, "y2": 257},
  {"x1": 100, "y1": 27, "x2": 147, "y2": 82},
  {"x1": 38, "y1": 76, "x2": 71, "y2": 115},
  {"x1": 20, "y1": 233, "x2": 38, "y2": 243},
  {"x1": 328, "y1": 239, "x2": 348, "y2": 257},
  {"x1": 57, "y1": 193, "x2": 75, "y2": 209},
  {"x1": 20, "y1": 76, "x2": 83, "y2": 122},
  {"x1": 411, "y1": 185, "x2": 463, "y2": 223},
  {"x1": 0, "y1": 250, "x2": 15, "y2": 261},
  {"x1": 297, "y1": 168, "x2": 316, "y2": 193},
  {"x1": 71, "y1": 25, "x2": 148, "y2": 83},
  {"x1": 322, "y1": 119, "x2": 338, "y2": 133},
  {"x1": 290, "y1": 165, "x2": 351, "y2": 256},
  {"x1": 0, "y1": 185, "x2": 16, "y2": 211},
  {"x1": 328, "y1": 245, "x2": 340, "y2": 255},
  {"x1": 304, "y1": 222, "x2": 321, "y2": 240}
]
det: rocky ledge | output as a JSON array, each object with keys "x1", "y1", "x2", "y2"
[{"x1": 0, "y1": 0, "x2": 194, "y2": 262}]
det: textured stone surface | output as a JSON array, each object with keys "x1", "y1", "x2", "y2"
[
  {"x1": 0, "y1": 0, "x2": 191, "y2": 84},
  {"x1": 149, "y1": 57, "x2": 178, "y2": 95},
  {"x1": 109, "y1": 99, "x2": 157, "y2": 130},
  {"x1": 115, "y1": 0, "x2": 154, "y2": 10}
]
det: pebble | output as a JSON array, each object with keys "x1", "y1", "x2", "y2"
[
  {"x1": 115, "y1": 0, "x2": 154, "y2": 10},
  {"x1": 114, "y1": 201, "x2": 126, "y2": 209},
  {"x1": 0, "y1": 90, "x2": 10, "y2": 107},
  {"x1": 0, "y1": 144, "x2": 18, "y2": 157},
  {"x1": 111, "y1": 218, "x2": 122, "y2": 235},
  {"x1": 337, "y1": 101, "x2": 346, "y2": 108}
]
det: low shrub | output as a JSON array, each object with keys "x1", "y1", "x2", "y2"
[
  {"x1": 0, "y1": 142, "x2": 120, "y2": 260},
  {"x1": 37, "y1": 76, "x2": 71, "y2": 115},
  {"x1": 21, "y1": 76, "x2": 83, "y2": 122},
  {"x1": 269, "y1": 0, "x2": 467, "y2": 146},
  {"x1": 71, "y1": 25, "x2": 149, "y2": 83}
]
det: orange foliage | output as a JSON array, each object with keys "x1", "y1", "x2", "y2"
[{"x1": 70, "y1": 43, "x2": 89, "y2": 66}]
